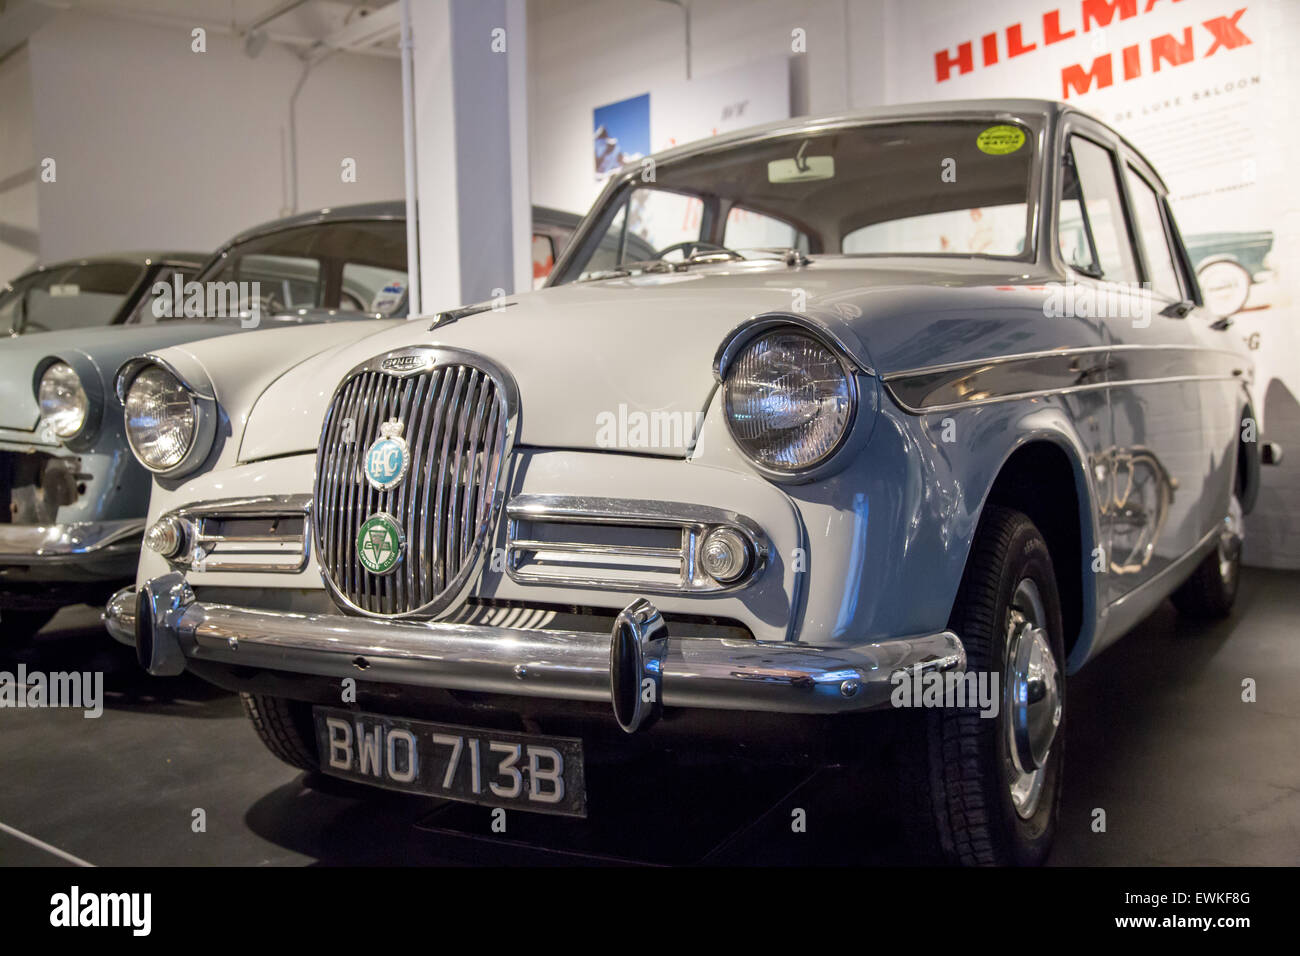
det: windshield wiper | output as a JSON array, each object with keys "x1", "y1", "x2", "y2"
[{"x1": 577, "y1": 259, "x2": 675, "y2": 283}]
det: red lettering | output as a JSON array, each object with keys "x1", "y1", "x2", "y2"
[
  {"x1": 1151, "y1": 27, "x2": 1193, "y2": 71},
  {"x1": 982, "y1": 32, "x2": 999, "y2": 66},
  {"x1": 1043, "y1": 10, "x2": 1076, "y2": 44},
  {"x1": 1122, "y1": 43, "x2": 1142, "y2": 79},
  {"x1": 1007, "y1": 23, "x2": 1037, "y2": 57},
  {"x1": 935, "y1": 41, "x2": 974, "y2": 82},
  {"x1": 1203, "y1": 8, "x2": 1250, "y2": 57},
  {"x1": 1082, "y1": 0, "x2": 1138, "y2": 31},
  {"x1": 1062, "y1": 54, "x2": 1114, "y2": 98}
]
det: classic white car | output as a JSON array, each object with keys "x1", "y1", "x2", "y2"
[{"x1": 105, "y1": 99, "x2": 1274, "y2": 865}]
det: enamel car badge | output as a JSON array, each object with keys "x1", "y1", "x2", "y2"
[
  {"x1": 357, "y1": 512, "x2": 403, "y2": 576},
  {"x1": 364, "y1": 419, "x2": 410, "y2": 491}
]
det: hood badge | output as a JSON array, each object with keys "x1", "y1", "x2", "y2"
[
  {"x1": 357, "y1": 511, "x2": 404, "y2": 576},
  {"x1": 363, "y1": 419, "x2": 410, "y2": 491}
]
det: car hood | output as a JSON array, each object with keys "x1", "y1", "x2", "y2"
[
  {"x1": 239, "y1": 257, "x2": 1085, "y2": 462},
  {"x1": 0, "y1": 323, "x2": 246, "y2": 433}
]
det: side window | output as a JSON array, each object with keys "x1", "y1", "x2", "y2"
[
  {"x1": 627, "y1": 188, "x2": 703, "y2": 258},
  {"x1": 575, "y1": 189, "x2": 699, "y2": 280},
  {"x1": 532, "y1": 233, "x2": 556, "y2": 289},
  {"x1": 1060, "y1": 136, "x2": 1139, "y2": 283},
  {"x1": 1124, "y1": 166, "x2": 1183, "y2": 301},
  {"x1": 341, "y1": 262, "x2": 408, "y2": 315}
]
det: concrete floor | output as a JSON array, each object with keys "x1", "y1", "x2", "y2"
[{"x1": 1, "y1": 567, "x2": 1297, "y2": 866}]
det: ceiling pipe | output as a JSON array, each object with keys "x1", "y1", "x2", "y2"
[
  {"x1": 242, "y1": 0, "x2": 311, "y2": 35},
  {"x1": 656, "y1": 0, "x2": 691, "y2": 80},
  {"x1": 34, "y1": 0, "x2": 398, "y2": 58},
  {"x1": 398, "y1": 0, "x2": 420, "y2": 316}
]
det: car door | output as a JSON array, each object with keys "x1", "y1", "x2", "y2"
[
  {"x1": 1056, "y1": 119, "x2": 1208, "y2": 605},
  {"x1": 1118, "y1": 149, "x2": 1241, "y2": 563}
]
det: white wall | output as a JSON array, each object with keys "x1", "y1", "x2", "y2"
[
  {"x1": 26, "y1": 9, "x2": 404, "y2": 262},
  {"x1": 0, "y1": 45, "x2": 38, "y2": 281},
  {"x1": 526, "y1": 0, "x2": 889, "y2": 217}
]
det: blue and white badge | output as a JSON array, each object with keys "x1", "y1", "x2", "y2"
[{"x1": 364, "y1": 419, "x2": 410, "y2": 491}]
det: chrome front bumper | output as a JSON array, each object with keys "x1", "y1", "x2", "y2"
[
  {"x1": 0, "y1": 518, "x2": 144, "y2": 563},
  {"x1": 105, "y1": 574, "x2": 965, "y2": 722}
]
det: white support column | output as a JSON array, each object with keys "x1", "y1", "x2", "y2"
[{"x1": 409, "y1": 0, "x2": 531, "y2": 315}]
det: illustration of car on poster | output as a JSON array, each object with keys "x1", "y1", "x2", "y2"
[
  {"x1": 107, "y1": 99, "x2": 1275, "y2": 866},
  {"x1": 1183, "y1": 230, "x2": 1275, "y2": 319}
]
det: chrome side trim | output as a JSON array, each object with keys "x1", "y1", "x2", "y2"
[
  {"x1": 889, "y1": 375, "x2": 1243, "y2": 415},
  {"x1": 879, "y1": 343, "x2": 1245, "y2": 383},
  {"x1": 504, "y1": 494, "x2": 769, "y2": 594},
  {"x1": 883, "y1": 343, "x2": 1247, "y2": 414},
  {"x1": 106, "y1": 580, "x2": 966, "y2": 715},
  {"x1": 0, "y1": 518, "x2": 144, "y2": 562}
]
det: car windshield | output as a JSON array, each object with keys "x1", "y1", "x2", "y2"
[
  {"x1": 557, "y1": 118, "x2": 1037, "y2": 284},
  {"x1": 130, "y1": 219, "x2": 409, "y2": 324},
  {"x1": 0, "y1": 261, "x2": 145, "y2": 335}
]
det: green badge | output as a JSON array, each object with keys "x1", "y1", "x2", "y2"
[
  {"x1": 356, "y1": 512, "x2": 403, "y2": 575},
  {"x1": 976, "y1": 125, "x2": 1026, "y2": 155}
]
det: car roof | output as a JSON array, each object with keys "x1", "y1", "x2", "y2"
[
  {"x1": 220, "y1": 201, "x2": 586, "y2": 254},
  {"x1": 17, "y1": 251, "x2": 208, "y2": 276},
  {"x1": 222, "y1": 201, "x2": 408, "y2": 249}
]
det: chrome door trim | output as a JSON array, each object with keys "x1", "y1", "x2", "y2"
[{"x1": 882, "y1": 343, "x2": 1245, "y2": 414}]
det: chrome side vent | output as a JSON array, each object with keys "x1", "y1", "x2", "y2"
[
  {"x1": 313, "y1": 347, "x2": 517, "y2": 617},
  {"x1": 505, "y1": 495, "x2": 768, "y2": 593},
  {"x1": 149, "y1": 495, "x2": 311, "y2": 573}
]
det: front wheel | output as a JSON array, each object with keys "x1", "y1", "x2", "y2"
[
  {"x1": 898, "y1": 506, "x2": 1066, "y2": 865},
  {"x1": 241, "y1": 693, "x2": 318, "y2": 771}
]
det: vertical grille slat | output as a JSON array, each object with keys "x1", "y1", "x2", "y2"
[{"x1": 313, "y1": 351, "x2": 512, "y2": 618}]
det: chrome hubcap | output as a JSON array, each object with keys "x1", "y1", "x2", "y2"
[
  {"x1": 1005, "y1": 578, "x2": 1061, "y2": 819},
  {"x1": 1218, "y1": 494, "x2": 1244, "y2": 584}
]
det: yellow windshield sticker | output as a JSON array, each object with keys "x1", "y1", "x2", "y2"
[{"x1": 977, "y1": 125, "x2": 1026, "y2": 155}]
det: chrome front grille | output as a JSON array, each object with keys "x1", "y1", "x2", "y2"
[{"x1": 313, "y1": 348, "x2": 516, "y2": 617}]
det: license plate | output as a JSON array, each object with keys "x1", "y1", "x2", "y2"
[{"x1": 312, "y1": 707, "x2": 587, "y2": 817}]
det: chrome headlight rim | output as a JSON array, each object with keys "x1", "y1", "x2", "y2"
[
  {"x1": 715, "y1": 316, "x2": 868, "y2": 482},
  {"x1": 32, "y1": 356, "x2": 104, "y2": 449},
  {"x1": 116, "y1": 357, "x2": 217, "y2": 479}
]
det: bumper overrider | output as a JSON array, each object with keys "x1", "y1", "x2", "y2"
[{"x1": 105, "y1": 573, "x2": 965, "y2": 732}]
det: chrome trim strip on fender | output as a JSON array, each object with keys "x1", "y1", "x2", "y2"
[{"x1": 883, "y1": 344, "x2": 1246, "y2": 414}]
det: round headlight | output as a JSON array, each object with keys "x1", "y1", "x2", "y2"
[
  {"x1": 723, "y1": 330, "x2": 854, "y2": 473},
  {"x1": 38, "y1": 362, "x2": 88, "y2": 438},
  {"x1": 124, "y1": 366, "x2": 197, "y2": 471}
]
